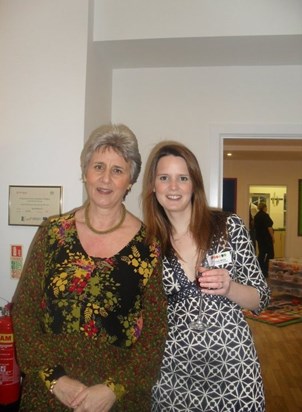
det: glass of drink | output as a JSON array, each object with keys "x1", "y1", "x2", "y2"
[{"x1": 189, "y1": 260, "x2": 213, "y2": 331}]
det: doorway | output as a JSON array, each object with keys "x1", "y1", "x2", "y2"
[
  {"x1": 249, "y1": 185, "x2": 287, "y2": 258},
  {"x1": 222, "y1": 135, "x2": 302, "y2": 258}
]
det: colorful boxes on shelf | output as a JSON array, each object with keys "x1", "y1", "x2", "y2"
[{"x1": 268, "y1": 258, "x2": 302, "y2": 296}]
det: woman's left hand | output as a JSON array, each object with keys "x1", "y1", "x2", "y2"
[
  {"x1": 197, "y1": 266, "x2": 232, "y2": 296},
  {"x1": 71, "y1": 384, "x2": 116, "y2": 412}
]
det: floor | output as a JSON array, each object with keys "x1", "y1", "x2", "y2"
[{"x1": 248, "y1": 318, "x2": 302, "y2": 412}]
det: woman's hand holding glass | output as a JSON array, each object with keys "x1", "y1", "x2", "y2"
[
  {"x1": 196, "y1": 266, "x2": 232, "y2": 297},
  {"x1": 189, "y1": 264, "x2": 232, "y2": 331}
]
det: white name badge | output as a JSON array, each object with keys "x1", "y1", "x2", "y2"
[{"x1": 207, "y1": 251, "x2": 232, "y2": 267}]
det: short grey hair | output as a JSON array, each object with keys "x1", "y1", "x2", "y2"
[
  {"x1": 257, "y1": 202, "x2": 267, "y2": 211},
  {"x1": 81, "y1": 124, "x2": 142, "y2": 184}
]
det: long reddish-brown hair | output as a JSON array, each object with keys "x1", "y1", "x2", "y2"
[{"x1": 142, "y1": 141, "x2": 227, "y2": 257}]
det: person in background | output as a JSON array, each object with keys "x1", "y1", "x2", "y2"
[
  {"x1": 12, "y1": 124, "x2": 167, "y2": 412},
  {"x1": 142, "y1": 141, "x2": 270, "y2": 412},
  {"x1": 254, "y1": 202, "x2": 275, "y2": 277}
]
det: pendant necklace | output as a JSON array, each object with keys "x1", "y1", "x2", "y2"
[{"x1": 84, "y1": 202, "x2": 126, "y2": 235}]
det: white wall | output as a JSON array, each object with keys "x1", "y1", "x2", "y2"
[
  {"x1": 111, "y1": 65, "x2": 302, "y2": 215},
  {"x1": 84, "y1": 0, "x2": 112, "y2": 144},
  {"x1": 0, "y1": 0, "x2": 89, "y2": 301},
  {"x1": 95, "y1": 0, "x2": 302, "y2": 40}
]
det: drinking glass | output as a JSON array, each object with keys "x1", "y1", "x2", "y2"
[{"x1": 189, "y1": 260, "x2": 213, "y2": 331}]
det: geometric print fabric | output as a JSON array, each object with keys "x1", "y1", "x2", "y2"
[{"x1": 152, "y1": 214, "x2": 269, "y2": 411}]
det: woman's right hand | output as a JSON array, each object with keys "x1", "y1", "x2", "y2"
[
  {"x1": 71, "y1": 384, "x2": 117, "y2": 412},
  {"x1": 52, "y1": 375, "x2": 87, "y2": 408}
]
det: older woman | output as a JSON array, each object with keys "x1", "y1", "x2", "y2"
[{"x1": 12, "y1": 124, "x2": 167, "y2": 412}]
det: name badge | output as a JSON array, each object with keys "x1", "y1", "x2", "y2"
[{"x1": 207, "y1": 251, "x2": 232, "y2": 267}]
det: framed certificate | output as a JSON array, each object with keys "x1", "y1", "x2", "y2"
[{"x1": 9, "y1": 185, "x2": 62, "y2": 226}]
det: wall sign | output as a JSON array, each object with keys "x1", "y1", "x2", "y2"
[
  {"x1": 9, "y1": 185, "x2": 62, "y2": 226},
  {"x1": 10, "y1": 245, "x2": 23, "y2": 279}
]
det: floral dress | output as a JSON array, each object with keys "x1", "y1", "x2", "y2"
[
  {"x1": 12, "y1": 211, "x2": 167, "y2": 411},
  {"x1": 152, "y1": 214, "x2": 270, "y2": 412}
]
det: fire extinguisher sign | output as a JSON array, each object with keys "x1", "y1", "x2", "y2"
[{"x1": 10, "y1": 245, "x2": 23, "y2": 279}]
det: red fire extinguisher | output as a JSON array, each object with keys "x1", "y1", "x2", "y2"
[{"x1": 0, "y1": 300, "x2": 21, "y2": 407}]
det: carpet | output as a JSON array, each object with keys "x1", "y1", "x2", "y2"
[{"x1": 243, "y1": 294, "x2": 302, "y2": 327}]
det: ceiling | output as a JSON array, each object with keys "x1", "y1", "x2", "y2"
[{"x1": 223, "y1": 138, "x2": 302, "y2": 161}]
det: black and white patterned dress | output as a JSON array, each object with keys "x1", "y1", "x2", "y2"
[{"x1": 152, "y1": 214, "x2": 270, "y2": 412}]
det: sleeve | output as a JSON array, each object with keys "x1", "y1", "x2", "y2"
[
  {"x1": 12, "y1": 223, "x2": 67, "y2": 386},
  {"x1": 268, "y1": 215, "x2": 274, "y2": 228},
  {"x1": 227, "y1": 214, "x2": 271, "y2": 314},
  {"x1": 100, "y1": 253, "x2": 168, "y2": 401}
]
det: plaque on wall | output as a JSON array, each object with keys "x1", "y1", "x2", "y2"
[{"x1": 9, "y1": 185, "x2": 62, "y2": 226}]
